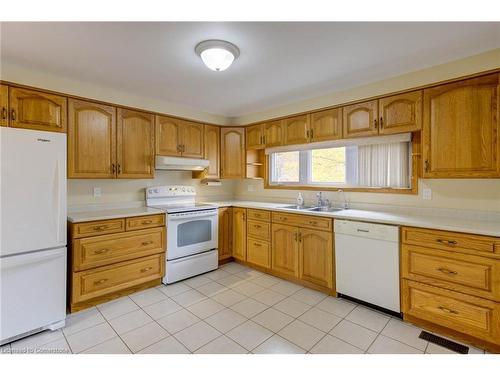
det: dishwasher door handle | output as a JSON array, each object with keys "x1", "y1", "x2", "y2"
[{"x1": 357, "y1": 229, "x2": 370, "y2": 233}]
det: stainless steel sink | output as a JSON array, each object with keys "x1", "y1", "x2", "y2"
[
  {"x1": 282, "y1": 205, "x2": 344, "y2": 212},
  {"x1": 282, "y1": 205, "x2": 315, "y2": 210}
]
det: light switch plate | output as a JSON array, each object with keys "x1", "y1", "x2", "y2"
[
  {"x1": 93, "y1": 187, "x2": 102, "y2": 198},
  {"x1": 422, "y1": 188, "x2": 432, "y2": 200}
]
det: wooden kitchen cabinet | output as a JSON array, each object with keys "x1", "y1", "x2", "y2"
[
  {"x1": 310, "y1": 108, "x2": 342, "y2": 142},
  {"x1": 246, "y1": 123, "x2": 265, "y2": 150},
  {"x1": 155, "y1": 116, "x2": 204, "y2": 158},
  {"x1": 218, "y1": 207, "x2": 233, "y2": 261},
  {"x1": 265, "y1": 120, "x2": 284, "y2": 147},
  {"x1": 379, "y1": 91, "x2": 422, "y2": 135},
  {"x1": 0, "y1": 85, "x2": 8, "y2": 127},
  {"x1": 343, "y1": 99, "x2": 378, "y2": 138},
  {"x1": 198, "y1": 124, "x2": 220, "y2": 179},
  {"x1": 232, "y1": 208, "x2": 247, "y2": 261},
  {"x1": 298, "y1": 228, "x2": 333, "y2": 288},
  {"x1": 9, "y1": 87, "x2": 67, "y2": 133},
  {"x1": 271, "y1": 223, "x2": 299, "y2": 277},
  {"x1": 422, "y1": 73, "x2": 500, "y2": 178},
  {"x1": 283, "y1": 114, "x2": 310, "y2": 145},
  {"x1": 68, "y1": 99, "x2": 117, "y2": 178},
  {"x1": 220, "y1": 127, "x2": 245, "y2": 178},
  {"x1": 246, "y1": 209, "x2": 271, "y2": 269},
  {"x1": 117, "y1": 108, "x2": 155, "y2": 179}
]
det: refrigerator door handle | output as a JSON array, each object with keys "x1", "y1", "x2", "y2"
[{"x1": 0, "y1": 248, "x2": 66, "y2": 270}]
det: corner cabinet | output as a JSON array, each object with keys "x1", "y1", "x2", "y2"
[
  {"x1": 232, "y1": 208, "x2": 247, "y2": 261},
  {"x1": 68, "y1": 100, "x2": 154, "y2": 179},
  {"x1": 194, "y1": 124, "x2": 220, "y2": 179},
  {"x1": 9, "y1": 87, "x2": 67, "y2": 133},
  {"x1": 116, "y1": 109, "x2": 155, "y2": 179},
  {"x1": 218, "y1": 207, "x2": 233, "y2": 261},
  {"x1": 68, "y1": 99, "x2": 117, "y2": 178},
  {"x1": 246, "y1": 123, "x2": 265, "y2": 150},
  {"x1": 423, "y1": 73, "x2": 500, "y2": 178},
  {"x1": 220, "y1": 127, "x2": 245, "y2": 178}
]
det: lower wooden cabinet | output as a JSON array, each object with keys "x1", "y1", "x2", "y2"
[
  {"x1": 245, "y1": 209, "x2": 272, "y2": 269},
  {"x1": 298, "y1": 228, "x2": 333, "y2": 289},
  {"x1": 247, "y1": 238, "x2": 270, "y2": 268},
  {"x1": 271, "y1": 223, "x2": 299, "y2": 277},
  {"x1": 68, "y1": 213, "x2": 166, "y2": 312},
  {"x1": 232, "y1": 208, "x2": 247, "y2": 261},
  {"x1": 218, "y1": 207, "x2": 233, "y2": 261}
]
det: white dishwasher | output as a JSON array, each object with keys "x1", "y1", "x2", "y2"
[{"x1": 335, "y1": 219, "x2": 400, "y2": 313}]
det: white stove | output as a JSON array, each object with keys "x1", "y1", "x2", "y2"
[{"x1": 146, "y1": 185, "x2": 219, "y2": 284}]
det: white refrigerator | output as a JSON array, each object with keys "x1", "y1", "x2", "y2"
[{"x1": 0, "y1": 127, "x2": 67, "y2": 345}]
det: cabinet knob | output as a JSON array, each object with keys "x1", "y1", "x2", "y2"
[
  {"x1": 1, "y1": 107, "x2": 6, "y2": 120},
  {"x1": 111, "y1": 164, "x2": 116, "y2": 174},
  {"x1": 374, "y1": 119, "x2": 378, "y2": 129},
  {"x1": 117, "y1": 164, "x2": 121, "y2": 174},
  {"x1": 424, "y1": 160, "x2": 430, "y2": 172},
  {"x1": 380, "y1": 117, "x2": 384, "y2": 128},
  {"x1": 10, "y1": 109, "x2": 16, "y2": 121}
]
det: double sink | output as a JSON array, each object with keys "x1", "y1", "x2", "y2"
[{"x1": 282, "y1": 205, "x2": 345, "y2": 213}]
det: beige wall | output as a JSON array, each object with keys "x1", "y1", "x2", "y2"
[{"x1": 68, "y1": 171, "x2": 236, "y2": 208}]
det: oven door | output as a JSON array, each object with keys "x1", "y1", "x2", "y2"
[{"x1": 167, "y1": 209, "x2": 218, "y2": 260}]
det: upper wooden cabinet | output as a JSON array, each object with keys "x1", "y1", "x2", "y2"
[
  {"x1": 423, "y1": 73, "x2": 500, "y2": 178},
  {"x1": 283, "y1": 114, "x2": 310, "y2": 145},
  {"x1": 201, "y1": 124, "x2": 220, "y2": 179},
  {"x1": 246, "y1": 124, "x2": 265, "y2": 150},
  {"x1": 310, "y1": 108, "x2": 342, "y2": 142},
  {"x1": 232, "y1": 208, "x2": 247, "y2": 261},
  {"x1": 343, "y1": 100, "x2": 378, "y2": 138},
  {"x1": 220, "y1": 127, "x2": 245, "y2": 179},
  {"x1": 9, "y1": 87, "x2": 67, "y2": 133},
  {"x1": 379, "y1": 91, "x2": 422, "y2": 135},
  {"x1": 155, "y1": 117, "x2": 204, "y2": 158},
  {"x1": 264, "y1": 120, "x2": 283, "y2": 147},
  {"x1": 155, "y1": 115, "x2": 182, "y2": 156},
  {"x1": 68, "y1": 99, "x2": 117, "y2": 178},
  {"x1": 0, "y1": 85, "x2": 8, "y2": 127},
  {"x1": 117, "y1": 109, "x2": 155, "y2": 179}
]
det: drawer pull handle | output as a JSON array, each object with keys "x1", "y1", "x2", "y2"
[
  {"x1": 254, "y1": 242, "x2": 261, "y2": 247},
  {"x1": 308, "y1": 221, "x2": 317, "y2": 225},
  {"x1": 438, "y1": 306, "x2": 458, "y2": 315},
  {"x1": 436, "y1": 239, "x2": 458, "y2": 246},
  {"x1": 93, "y1": 225, "x2": 109, "y2": 231},
  {"x1": 142, "y1": 220, "x2": 153, "y2": 225},
  {"x1": 254, "y1": 224, "x2": 261, "y2": 229},
  {"x1": 141, "y1": 241, "x2": 153, "y2": 246},
  {"x1": 357, "y1": 229, "x2": 369, "y2": 233},
  {"x1": 94, "y1": 278, "x2": 108, "y2": 285},
  {"x1": 141, "y1": 267, "x2": 153, "y2": 273},
  {"x1": 437, "y1": 267, "x2": 457, "y2": 275},
  {"x1": 94, "y1": 248, "x2": 109, "y2": 254}
]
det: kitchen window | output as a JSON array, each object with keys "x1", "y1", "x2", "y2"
[{"x1": 268, "y1": 135, "x2": 412, "y2": 190}]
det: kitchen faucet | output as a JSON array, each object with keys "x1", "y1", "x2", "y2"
[
  {"x1": 337, "y1": 189, "x2": 349, "y2": 209},
  {"x1": 316, "y1": 192, "x2": 329, "y2": 208}
]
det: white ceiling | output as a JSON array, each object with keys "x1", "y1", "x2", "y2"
[{"x1": 1, "y1": 22, "x2": 499, "y2": 119}]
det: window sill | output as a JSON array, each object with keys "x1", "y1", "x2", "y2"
[{"x1": 265, "y1": 183, "x2": 417, "y2": 195}]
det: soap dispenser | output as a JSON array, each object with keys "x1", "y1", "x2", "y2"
[{"x1": 297, "y1": 192, "x2": 304, "y2": 208}]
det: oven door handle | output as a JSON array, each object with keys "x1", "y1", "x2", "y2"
[{"x1": 168, "y1": 211, "x2": 218, "y2": 221}]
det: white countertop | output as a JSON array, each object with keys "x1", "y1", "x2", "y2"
[
  {"x1": 204, "y1": 200, "x2": 500, "y2": 237},
  {"x1": 67, "y1": 206, "x2": 164, "y2": 223}
]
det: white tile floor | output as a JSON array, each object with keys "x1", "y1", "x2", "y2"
[{"x1": 0, "y1": 262, "x2": 489, "y2": 354}]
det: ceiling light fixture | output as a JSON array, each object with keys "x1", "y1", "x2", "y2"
[{"x1": 195, "y1": 40, "x2": 240, "y2": 72}]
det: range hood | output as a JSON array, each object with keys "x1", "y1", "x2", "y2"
[{"x1": 155, "y1": 155, "x2": 209, "y2": 171}]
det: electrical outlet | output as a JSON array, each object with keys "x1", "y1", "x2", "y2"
[
  {"x1": 93, "y1": 187, "x2": 102, "y2": 198},
  {"x1": 422, "y1": 187, "x2": 432, "y2": 200}
]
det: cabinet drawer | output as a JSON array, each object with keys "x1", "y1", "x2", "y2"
[
  {"x1": 247, "y1": 220, "x2": 270, "y2": 241},
  {"x1": 402, "y1": 244, "x2": 500, "y2": 301},
  {"x1": 402, "y1": 227, "x2": 497, "y2": 257},
  {"x1": 402, "y1": 280, "x2": 500, "y2": 344},
  {"x1": 73, "y1": 227, "x2": 165, "y2": 271},
  {"x1": 247, "y1": 209, "x2": 271, "y2": 222},
  {"x1": 72, "y1": 219, "x2": 125, "y2": 238},
  {"x1": 72, "y1": 254, "x2": 164, "y2": 303},
  {"x1": 126, "y1": 214, "x2": 165, "y2": 231},
  {"x1": 247, "y1": 238, "x2": 270, "y2": 269},
  {"x1": 272, "y1": 212, "x2": 332, "y2": 231}
]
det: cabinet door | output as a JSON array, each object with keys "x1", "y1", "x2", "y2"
[
  {"x1": 181, "y1": 121, "x2": 204, "y2": 158},
  {"x1": 218, "y1": 207, "x2": 233, "y2": 261},
  {"x1": 423, "y1": 74, "x2": 500, "y2": 178},
  {"x1": 310, "y1": 108, "x2": 342, "y2": 142},
  {"x1": 155, "y1": 115, "x2": 182, "y2": 156},
  {"x1": 0, "y1": 85, "x2": 8, "y2": 127},
  {"x1": 203, "y1": 124, "x2": 220, "y2": 179},
  {"x1": 9, "y1": 87, "x2": 67, "y2": 132},
  {"x1": 298, "y1": 228, "x2": 333, "y2": 288},
  {"x1": 246, "y1": 124, "x2": 264, "y2": 150},
  {"x1": 264, "y1": 120, "x2": 284, "y2": 147},
  {"x1": 117, "y1": 109, "x2": 155, "y2": 179},
  {"x1": 343, "y1": 100, "x2": 378, "y2": 138},
  {"x1": 283, "y1": 114, "x2": 310, "y2": 145},
  {"x1": 232, "y1": 208, "x2": 247, "y2": 261},
  {"x1": 271, "y1": 223, "x2": 298, "y2": 277},
  {"x1": 379, "y1": 91, "x2": 422, "y2": 135},
  {"x1": 220, "y1": 127, "x2": 245, "y2": 178},
  {"x1": 68, "y1": 99, "x2": 117, "y2": 178}
]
